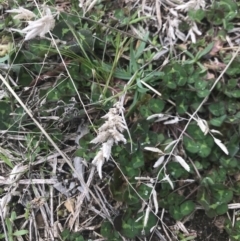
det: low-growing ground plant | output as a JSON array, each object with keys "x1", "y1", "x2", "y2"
[{"x1": 0, "y1": 0, "x2": 240, "y2": 241}]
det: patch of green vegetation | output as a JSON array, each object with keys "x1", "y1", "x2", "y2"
[
  {"x1": 61, "y1": 229, "x2": 85, "y2": 241},
  {"x1": 0, "y1": 212, "x2": 28, "y2": 241},
  {"x1": 0, "y1": 0, "x2": 240, "y2": 240}
]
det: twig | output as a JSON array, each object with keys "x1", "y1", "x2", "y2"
[{"x1": 0, "y1": 205, "x2": 8, "y2": 241}]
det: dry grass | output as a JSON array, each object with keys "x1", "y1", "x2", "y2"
[{"x1": 0, "y1": 0, "x2": 240, "y2": 241}]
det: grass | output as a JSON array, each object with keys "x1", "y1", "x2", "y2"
[{"x1": 0, "y1": 0, "x2": 240, "y2": 241}]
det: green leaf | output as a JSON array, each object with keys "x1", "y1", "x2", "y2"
[
  {"x1": 10, "y1": 211, "x2": 16, "y2": 221},
  {"x1": 216, "y1": 203, "x2": 228, "y2": 215},
  {"x1": 139, "y1": 105, "x2": 152, "y2": 118},
  {"x1": 137, "y1": 184, "x2": 152, "y2": 200},
  {"x1": 0, "y1": 153, "x2": 13, "y2": 168},
  {"x1": 122, "y1": 165, "x2": 140, "y2": 178},
  {"x1": 195, "y1": 42, "x2": 214, "y2": 60},
  {"x1": 0, "y1": 234, "x2": 5, "y2": 239},
  {"x1": 226, "y1": 59, "x2": 240, "y2": 76},
  {"x1": 130, "y1": 41, "x2": 139, "y2": 72},
  {"x1": 180, "y1": 201, "x2": 195, "y2": 216},
  {"x1": 141, "y1": 71, "x2": 165, "y2": 83},
  {"x1": 135, "y1": 212, "x2": 157, "y2": 235},
  {"x1": 176, "y1": 77, "x2": 187, "y2": 86},
  {"x1": 169, "y1": 206, "x2": 183, "y2": 220},
  {"x1": 227, "y1": 140, "x2": 239, "y2": 157},
  {"x1": 231, "y1": 90, "x2": 240, "y2": 98},
  {"x1": 201, "y1": 177, "x2": 215, "y2": 186},
  {"x1": 121, "y1": 217, "x2": 140, "y2": 238},
  {"x1": 114, "y1": 69, "x2": 132, "y2": 79},
  {"x1": 101, "y1": 221, "x2": 120, "y2": 239},
  {"x1": 148, "y1": 99, "x2": 165, "y2": 113},
  {"x1": 208, "y1": 168, "x2": 227, "y2": 183},
  {"x1": 198, "y1": 142, "x2": 212, "y2": 157},
  {"x1": 176, "y1": 100, "x2": 188, "y2": 114},
  {"x1": 219, "y1": 0, "x2": 238, "y2": 21},
  {"x1": 13, "y1": 230, "x2": 29, "y2": 236},
  {"x1": 123, "y1": 187, "x2": 140, "y2": 205},
  {"x1": 194, "y1": 80, "x2": 208, "y2": 90},
  {"x1": 183, "y1": 137, "x2": 199, "y2": 154},
  {"x1": 166, "y1": 81, "x2": 177, "y2": 89},
  {"x1": 208, "y1": 102, "x2": 226, "y2": 116},
  {"x1": 188, "y1": 9, "x2": 205, "y2": 22},
  {"x1": 61, "y1": 229, "x2": 70, "y2": 240},
  {"x1": 209, "y1": 115, "x2": 227, "y2": 127},
  {"x1": 167, "y1": 193, "x2": 185, "y2": 206},
  {"x1": 135, "y1": 33, "x2": 149, "y2": 59},
  {"x1": 186, "y1": 124, "x2": 205, "y2": 139},
  {"x1": 212, "y1": 184, "x2": 233, "y2": 203},
  {"x1": 197, "y1": 89, "x2": 210, "y2": 98},
  {"x1": 6, "y1": 218, "x2": 13, "y2": 235},
  {"x1": 227, "y1": 111, "x2": 240, "y2": 124},
  {"x1": 205, "y1": 209, "x2": 217, "y2": 218},
  {"x1": 168, "y1": 162, "x2": 188, "y2": 179},
  {"x1": 197, "y1": 187, "x2": 210, "y2": 211},
  {"x1": 132, "y1": 150, "x2": 144, "y2": 168},
  {"x1": 227, "y1": 78, "x2": 238, "y2": 89},
  {"x1": 220, "y1": 156, "x2": 237, "y2": 168},
  {"x1": 227, "y1": 100, "x2": 240, "y2": 114},
  {"x1": 131, "y1": 120, "x2": 149, "y2": 138}
]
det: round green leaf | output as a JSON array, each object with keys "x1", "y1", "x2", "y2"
[
  {"x1": 101, "y1": 221, "x2": 120, "y2": 239},
  {"x1": 210, "y1": 115, "x2": 227, "y2": 127},
  {"x1": 208, "y1": 168, "x2": 227, "y2": 183},
  {"x1": 176, "y1": 101, "x2": 188, "y2": 114},
  {"x1": 194, "y1": 80, "x2": 208, "y2": 90},
  {"x1": 231, "y1": 90, "x2": 240, "y2": 98},
  {"x1": 132, "y1": 150, "x2": 144, "y2": 168},
  {"x1": 140, "y1": 105, "x2": 152, "y2": 118},
  {"x1": 176, "y1": 77, "x2": 187, "y2": 86},
  {"x1": 212, "y1": 184, "x2": 233, "y2": 203},
  {"x1": 197, "y1": 89, "x2": 210, "y2": 98},
  {"x1": 216, "y1": 203, "x2": 228, "y2": 215},
  {"x1": 208, "y1": 102, "x2": 226, "y2": 116},
  {"x1": 120, "y1": 217, "x2": 140, "y2": 238},
  {"x1": 186, "y1": 124, "x2": 205, "y2": 140},
  {"x1": 149, "y1": 99, "x2": 165, "y2": 113},
  {"x1": 123, "y1": 187, "x2": 140, "y2": 205},
  {"x1": 220, "y1": 156, "x2": 238, "y2": 168},
  {"x1": 188, "y1": 9, "x2": 206, "y2": 22},
  {"x1": 166, "y1": 80, "x2": 177, "y2": 89},
  {"x1": 137, "y1": 184, "x2": 152, "y2": 200},
  {"x1": 167, "y1": 193, "x2": 185, "y2": 206},
  {"x1": 183, "y1": 137, "x2": 199, "y2": 154},
  {"x1": 169, "y1": 206, "x2": 183, "y2": 220},
  {"x1": 180, "y1": 201, "x2": 195, "y2": 216},
  {"x1": 122, "y1": 165, "x2": 140, "y2": 178},
  {"x1": 227, "y1": 141, "x2": 239, "y2": 157},
  {"x1": 198, "y1": 142, "x2": 212, "y2": 157},
  {"x1": 227, "y1": 79, "x2": 238, "y2": 89},
  {"x1": 168, "y1": 162, "x2": 188, "y2": 179}
]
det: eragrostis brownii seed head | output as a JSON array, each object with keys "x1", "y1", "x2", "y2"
[
  {"x1": 8, "y1": 7, "x2": 55, "y2": 41},
  {"x1": 91, "y1": 101, "x2": 127, "y2": 179},
  {"x1": 6, "y1": 7, "x2": 36, "y2": 20}
]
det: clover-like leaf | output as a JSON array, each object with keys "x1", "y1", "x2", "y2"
[
  {"x1": 180, "y1": 200, "x2": 195, "y2": 216},
  {"x1": 183, "y1": 137, "x2": 199, "y2": 154}
]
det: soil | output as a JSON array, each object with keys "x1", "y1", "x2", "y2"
[{"x1": 185, "y1": 210, "x2": 229, "y2": 241}]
